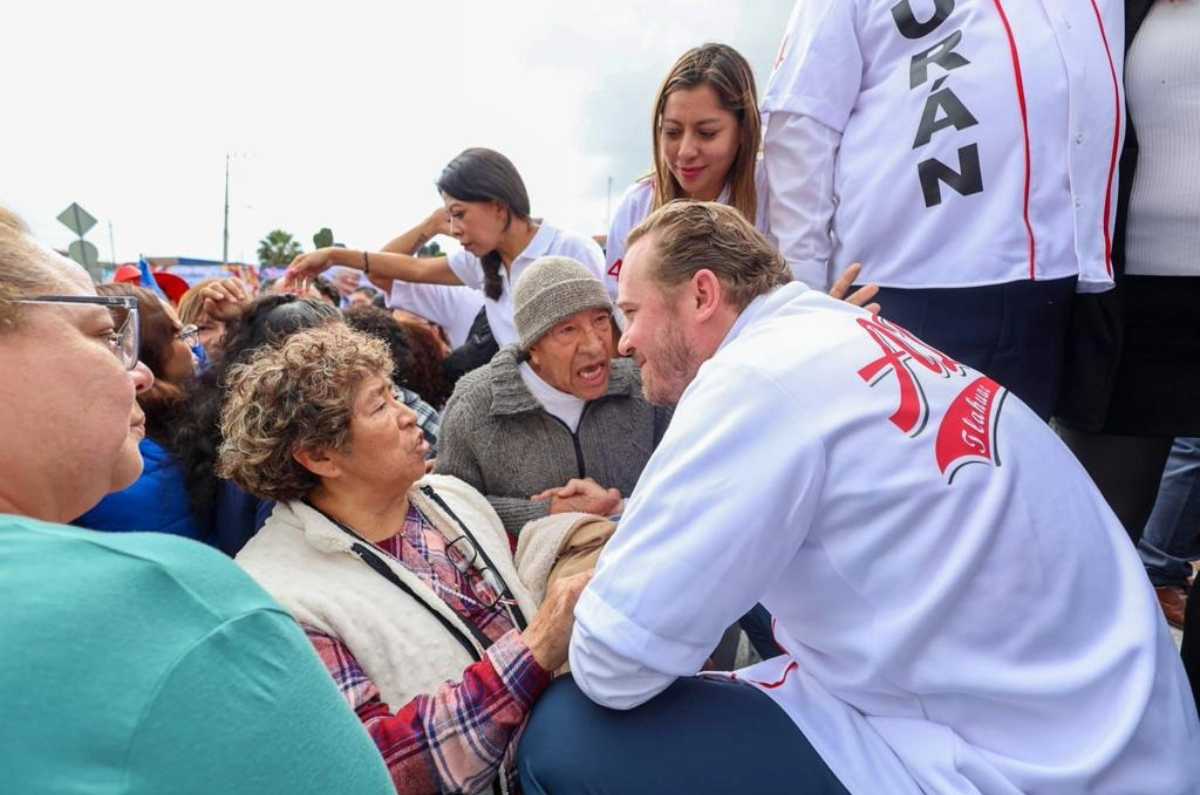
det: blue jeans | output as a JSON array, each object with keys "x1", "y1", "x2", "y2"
[
  {"x1": 518, "y1": 675, "x2": 849, "y2": 794},
  {"x1": 1138, "y1": 437, "x2": 1200, "y2": 587}
]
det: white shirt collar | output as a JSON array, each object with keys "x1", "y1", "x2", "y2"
[
  {"x1": 516, "y1": 222, "x2": 555, "y2": 264},
  {"x1": 518, "y1": 361, "x2": 586, "y2": 433}
]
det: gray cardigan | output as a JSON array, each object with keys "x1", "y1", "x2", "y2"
[{"x1": 437, "y1": 346, "x2": 673, "y2": 536}]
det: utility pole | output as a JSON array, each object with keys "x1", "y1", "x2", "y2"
[
  {"x1": 222, "y1": 153, "x2": 231, "y2": 266},
  {"x1": 107, "y1": 221, "x2": 117, "y2": 268}
]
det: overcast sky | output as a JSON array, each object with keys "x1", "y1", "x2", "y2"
[{"x1": 3, "y1": 0, "x2": 793, "y2": 264}]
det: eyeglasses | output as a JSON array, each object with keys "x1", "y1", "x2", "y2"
[
  {"x1": 177, "y1": 323, "x2": 200, "y2": 348},
  {"x1": 445, "y1": 535, "x2": 516, "y2": 610},
  {"x1": 14, "y1": 295, "x2": 140, "y2": 370}
]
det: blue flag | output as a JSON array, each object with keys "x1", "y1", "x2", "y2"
[{"x1": 137, "y1": 257, "x2": 168, "y2": 299}]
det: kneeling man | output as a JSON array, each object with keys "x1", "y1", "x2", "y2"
[{"x1": 518, "y1": 202, "x2": 1200, "y2": 794}]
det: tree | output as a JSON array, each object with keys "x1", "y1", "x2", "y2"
[
  {"x1": 257, "y1": 229, "x2": 303, "y2": 267},
  {"x1": 418, "y1": 241, "x2": 443, "y2": 258}
]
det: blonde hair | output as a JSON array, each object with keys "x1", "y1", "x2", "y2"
[
  {"x1": 650, "y1": 43, "x2": 761, "y2": 224},
  {"x1": 626, "y1": 201, "x2": 792, "y2": 311},
  {"x1": 217, "y1": 323, "x2": 394, "y2": 501},
  {"x1": 0, "y1": 208, "x2": 74, "y2": 330}
]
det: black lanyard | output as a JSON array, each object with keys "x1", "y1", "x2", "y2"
[
  {"x1": 305, "y1": 500, "x2": 493, "y2": 658},
  {"x1": 308, "y1": 495, "x2": 513, "y2": 795},
  {"x1": 420, "y1": 485, "x2": 528, "y2": 631}
]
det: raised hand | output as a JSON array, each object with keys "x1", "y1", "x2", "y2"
[
  {"x1": 197, "y1": 278, "x2": 250, "y2": 322},
  {"x1": 829, "y1": 262, "x2": 881, "y2": 315},
  {"x1": 280, "y1": 248, "x2": 339, "y2": 292}
]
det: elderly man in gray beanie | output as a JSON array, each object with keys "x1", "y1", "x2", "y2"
[{"x1": 436, "y1": 255, "x2": 673, "y2": 537}]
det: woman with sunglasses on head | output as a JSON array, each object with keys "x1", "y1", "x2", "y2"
[
  {"x1": 283, "y1": 147, "x2": 606, "y2": 349},
  {"x1": 221, "y1": 323, "x2": 588, "y2": 795},
  {"x1": 74, "y1": 283, "x2": 206, "y2": 540},
  {"x1": 605, "y1": 42, "x2": 879, "y2": 311},
  {"x1": 0, "y1": 209, "x2": 393, "y2": 794}
]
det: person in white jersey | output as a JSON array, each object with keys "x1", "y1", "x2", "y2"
[
  {"x1": 761, "y1": 0, "x2": 1124, "y2": 420},
  {"x1": 284, "y1": 148, "x2": 605, "y2": 348},
  {"x1": 516, "y1": 202, "x2": 1200, "y2": 795},
  {"x1": 607, "y1": 42, "x2": 879, "y2": 313}
]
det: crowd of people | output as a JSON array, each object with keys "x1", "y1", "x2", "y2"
[{"x1": 3, "y1": 1, "x2": 1200, "y2": 792}]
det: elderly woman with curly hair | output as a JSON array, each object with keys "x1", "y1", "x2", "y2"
[{"x1": 219, "y1": 323, "x2": 588, "y2": 795}]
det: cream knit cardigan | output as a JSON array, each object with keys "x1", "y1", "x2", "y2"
[{"x1": 235, "y1": 474, "x2": 538, "y2": 711}]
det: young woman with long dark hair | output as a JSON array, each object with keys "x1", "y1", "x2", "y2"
[{"x1": 284, "y1": 147, "x2": 605, "y2": 347}]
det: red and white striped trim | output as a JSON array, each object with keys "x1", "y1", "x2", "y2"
[{"x1": 992, "y1": 0, "x2": 1037, "y2": 280}]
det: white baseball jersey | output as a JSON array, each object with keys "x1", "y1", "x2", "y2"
[
  {"x1": 446, "y1": 223, "x2": 606, "y2": 347},
  {"x1": 571, "y1": 283, "x2": 1199, "y2": 794},
  {"x1": 604, "y1": 166, "x2": 771, "y2": 300},
  {"x1": 762, "y1": 0, "x2": 1124, "y2": 293}
]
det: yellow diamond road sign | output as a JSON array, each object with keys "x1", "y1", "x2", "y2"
[{"x1": 57, "y1": 202, "x2": 97, "y2": 237}]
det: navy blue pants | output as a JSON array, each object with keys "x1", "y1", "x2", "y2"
[
  {"x1": 518, "y1": 675, "x2": 849, "y2": 794},
  {"x1": 865, "y1": 277, "x2": 1076, "y2": 420}
]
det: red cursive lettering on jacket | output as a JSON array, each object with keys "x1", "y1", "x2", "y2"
[
  {"x1": 935, "y1": 375, "x2": 1007, "y2": 482},
  {"x1": 856, "y1": 315, "x2": 966, "y2": 437}
]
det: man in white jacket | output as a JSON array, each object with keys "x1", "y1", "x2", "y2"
[{"x1": 516, "y1": 202, "x2": 1200, "y2": 794}]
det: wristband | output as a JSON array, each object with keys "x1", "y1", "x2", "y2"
[{"x1": 362, "y1": 250, "x2": 370, "y2": 276}]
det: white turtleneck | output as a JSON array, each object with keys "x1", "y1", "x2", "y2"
[{"x1": 519, "y1": 361, "x2": 585, "y2": 432}]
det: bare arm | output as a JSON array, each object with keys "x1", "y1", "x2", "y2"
[
  {"x1": 370, "y1": 209, "x2": 455, "y2": 293},
  {"x1": 282, "y1": 246, "x2": 461, "y2": 292}
]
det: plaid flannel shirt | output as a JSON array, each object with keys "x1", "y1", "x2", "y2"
[
  {"x1": 397, "y1": 386, "x2": 440, "y2": 456},
  {"x1": 306, "y1": 504, "x2": 549, "y2": 794}
]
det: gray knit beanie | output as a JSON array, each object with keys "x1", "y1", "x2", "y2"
[{"x1": 513, "y1": 256, "x2": 612, "y2": 350}]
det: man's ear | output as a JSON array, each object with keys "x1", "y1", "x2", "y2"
[
  {"x1": 691, "y1": 268, "x2": 724, "y2": 322},
  {"x1": 293, "y1": 445, "x2": 340, "y2": 480}
]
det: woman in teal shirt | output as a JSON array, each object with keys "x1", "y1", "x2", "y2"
[{"x1": 0, "y1": 207, "x2": 391, "y2": 794}]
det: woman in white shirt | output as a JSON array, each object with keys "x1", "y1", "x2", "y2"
[
  {"x1": 606, "y1": 42, "x2": 876, "y2": 310},
  {"x1": 285, "y1": 148, "x2": 606, "y2": 348},
  {"x1": 604, "y1": 44, "x2": 763, "y2": 297}
]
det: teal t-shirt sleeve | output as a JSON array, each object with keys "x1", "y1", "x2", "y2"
[{"x1": 124, "y1": 608, "x2": 392, "y2": 795}]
